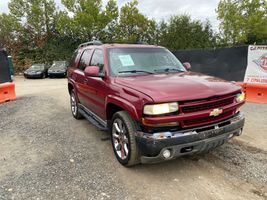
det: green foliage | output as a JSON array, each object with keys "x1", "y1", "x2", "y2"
[
  {"x1": 158, "y1": 15, "x2": 217, "y2": 50},
  {"x1": 1, "y1": 0, "x2": 246, "y2": 73},
  {"x1": 9, "y1": 0, "x2": 56, "y2": 37},
  {"x1": 114, "y1": 0, "x2": 156, "y2": 43},
  {"x1": 217, "y1": 0, "x2": 267, "y2": 44},
  {"x1": 58, "y1": 0, "x2": 119, "y2": 41},
  {"x1": 0, "y1": 13, "x2": 21, "y2": 48}
]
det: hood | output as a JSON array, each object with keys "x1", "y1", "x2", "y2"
[
  {"x1": 115, "y1": 72, "x2": 241, "y2": 102},
  {"x1": 25, "y1": 69, "x2": 44, "y2": 73}
]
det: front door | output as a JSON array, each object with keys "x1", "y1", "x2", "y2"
[{"x1": 83, "y1": 49, "x2": 107, "y2": 120}]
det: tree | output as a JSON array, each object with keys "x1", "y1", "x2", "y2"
[
  {"x1": 95, "y1": 0, "x2": 119, "y2": 41},
  {"x1": 217, "y1": 0, "x2": 267, "y2": 44},
  {"x1": 8, "y1": 0, "x2": 57, "y2": 47},
  {"x1": 0, "y1": 13, "x2": 21, "y2": 49},
  {"x1": 114, "y1": 0, "x2": 157, "y2": 43},
  {"x1": 5, "y1": 0, "x2": 58, "y2": 67},
  {"x1": 158, "y1": 15, "x2": 217, "y2": 50},
  {"x1": 0, "y1": 0, "x2": 221, "y2": 73},
  {"x1": 58, "y1": 0, "x2": 119, "y2": 41}
]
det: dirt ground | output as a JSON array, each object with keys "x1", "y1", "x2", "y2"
[{"x1": 0, "y1": 76, "x2": 267, "y2": 200}]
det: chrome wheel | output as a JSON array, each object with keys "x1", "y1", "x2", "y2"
[
  {"x1": 112, "y1": 118, "x2": 129, "y2": 160},
  {"x1": 70, "y1": 92, "x2": 77, "y2": 116}
]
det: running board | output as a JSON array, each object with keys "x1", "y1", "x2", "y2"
[{"x1": 78, "y1": 105, "x2": 108, "y2": 131}]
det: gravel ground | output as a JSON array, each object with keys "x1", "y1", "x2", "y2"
[
  {"x1": 0, "y1": 96, "x2": 131, "y2": 200},
  {"x1": 0, "y1": 77, "x2": 266, "y2": 200}
]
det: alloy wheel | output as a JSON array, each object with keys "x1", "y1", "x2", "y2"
[
  {"x1": 112, "y1": 118, "x2": 129, "y2": 160},
  {"x1": 70, "y1": 93, "x2": 77, "y2": 116}
]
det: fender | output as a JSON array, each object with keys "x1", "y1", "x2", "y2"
[{"x1": 106, "y1": 95, "x2": 140, "y2": 121}]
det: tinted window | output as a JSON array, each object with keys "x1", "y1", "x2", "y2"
[
  {"x1": 79, "y1": 50, "x2": 92, "y2": 71},
  {"x1": 30, "y1": 64, "x2": 45, "y2": 70},
  {"x1": 90, "y1": 49, "x2": 104, "y2": 73}
]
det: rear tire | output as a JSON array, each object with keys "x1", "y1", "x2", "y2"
[
  {"x1": 70, "y1": 90, "x2": 83, "y2": 119},
  {"x1": 111, "y1": 111, "x2": 140, "y2": 166}
]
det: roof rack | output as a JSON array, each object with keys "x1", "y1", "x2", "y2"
[{"x1": 78, "y1": 40, "x2": 103, "y2": 48}]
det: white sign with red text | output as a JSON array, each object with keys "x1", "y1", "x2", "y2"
[{"x1": 244, "y1": 45, "x2": 267, "y2": 84}]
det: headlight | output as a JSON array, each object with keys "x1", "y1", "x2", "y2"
[
  {"x1": 144, "y1": 102, "x2": 178, "y2": 115},
  {"x1": 236, "y1": 92, "x2": 245, "y2": 103}
]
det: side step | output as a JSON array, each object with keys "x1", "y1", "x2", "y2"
[{"x1": 78, "y1": 107, "x2": 108, "y2": 131}]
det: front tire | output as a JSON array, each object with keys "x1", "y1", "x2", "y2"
[
  {"x1": 111, "y1": 111, "x2": 140, "y2": 166},
  {"x1": 70, "y1": 90, "x2": 83, "y2": 119}
]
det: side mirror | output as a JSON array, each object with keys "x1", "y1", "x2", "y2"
[
  {"x1": 84, "y1": 66, "x2": 100, "y2": 77},
  {"x1": 183, "y1": 62, "x2": 191, "y2": 71}
]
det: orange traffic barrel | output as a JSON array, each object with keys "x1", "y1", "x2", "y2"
[{"x1": 0, "y1": 82, "x2": 16, "y2": 104}]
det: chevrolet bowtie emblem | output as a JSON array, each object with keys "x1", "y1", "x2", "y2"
[{"x1": 210, "y1": 108, "x2": 223, "y2": 117}]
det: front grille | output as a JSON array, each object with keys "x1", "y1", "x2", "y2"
[
  {"x1": 181, "y1": 95, "x2": 235, "y2": 113},
  {"x1": 183, "y1": 111, "x2": 234, "y2": 127},
  {"x1": 179, "y1": 93, "x2": 238, "y2": 128}
]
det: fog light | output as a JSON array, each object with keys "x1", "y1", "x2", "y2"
[{"x1": 162, "y1": 149, "x2": 171, "y2": 159}]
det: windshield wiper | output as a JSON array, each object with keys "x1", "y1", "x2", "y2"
[
  {"x1": 118, "y1": 70, "x2": 154, "y2": 74},
  {"x1": 154, "y1": 68, "x2": 185, "y2": 73}
]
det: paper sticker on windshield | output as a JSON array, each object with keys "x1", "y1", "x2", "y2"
[{"x1": 119, "y1": 55, "x2": 135, "y2": 66}]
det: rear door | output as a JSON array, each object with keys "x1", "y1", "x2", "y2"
[{"x1": 74, "y1": 49, "x2": 93, "y2": 106}]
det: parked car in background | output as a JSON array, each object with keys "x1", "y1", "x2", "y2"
[
  {"x1": 24, "y1": 64, "x2": 49, "y2": 79},
  {"x1": 48, "y1": 61, "x2": 68, "y2": 78},
  {"x1": 68, "y1": 41, "x2": 245, "y2": 166}
]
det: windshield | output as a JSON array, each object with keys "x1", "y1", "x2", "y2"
[
  {"x1": 108, "y1": 48, "x2": 186, "y2": 76},
  {"x1": 50, "y1": 61, "x2": 66, "y2": 69},
  {"x1": 30, "y1": 64, "x2": 44, "y2": 70}
]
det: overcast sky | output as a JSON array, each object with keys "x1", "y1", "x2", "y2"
[{"x1": 0, "y1": 0, "x2": 220, "y2": 31}]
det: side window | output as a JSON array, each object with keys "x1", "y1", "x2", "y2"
[
  {"x1": 78, "y1": 49, "x2": 92, "y2": 71},
  {"x1": 90, "y1": 49, "x2": 104, "y2": 73}
]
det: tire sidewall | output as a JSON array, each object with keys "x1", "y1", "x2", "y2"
[{"x1": 111, "y1": 113, "x2": 132, "y2": 165}]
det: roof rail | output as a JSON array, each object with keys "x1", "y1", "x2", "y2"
[
  {"x1": 102, "y1": 40, "x2": 149, "y2": 45},
  {"x1": 78, "y1": 40, "x2": 103, "y2": 48}
]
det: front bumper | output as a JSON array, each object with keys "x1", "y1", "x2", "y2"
[
  {"x1": 24, "y1": 73, "x2": 43, "y2": 78},
  {"x1": 136, "y1": 113, "x2": 245, "y2": 164},
  {"x1": 48, "y1": 72, "x2": 66, "y2": 77}
]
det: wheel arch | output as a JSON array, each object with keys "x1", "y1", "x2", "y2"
[
  {"x1": 68, "y1": 82, "x2": 74, "y2": 95},
  {"x1": 106, "y1": 95, "x2": 140, "y2": 122}
]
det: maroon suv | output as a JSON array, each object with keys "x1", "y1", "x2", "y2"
[{"x1": 67, "y1": 41, "x2": 245, "y2": 166}]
